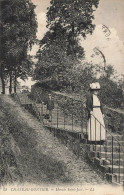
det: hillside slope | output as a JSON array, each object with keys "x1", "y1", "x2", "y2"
[{"x1": 0, "y1": 95, "x2": 107, "y2": 186}]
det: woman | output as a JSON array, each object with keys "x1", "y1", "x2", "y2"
[{"x1": 86, "y1": 82, "x2": 106, "y2": 143}]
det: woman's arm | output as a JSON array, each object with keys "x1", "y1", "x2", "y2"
[{"x1": 86, "y1": 94, "x2": 93, "y2": 117}]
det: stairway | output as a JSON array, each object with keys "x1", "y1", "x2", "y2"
[
  {"x1": 40, "y1": 104, "x2": 82, "y2": 131},
  {"x1": 15, "y1": 92, "x2": 124, "y2": 186},
  {"x1": 86, "y1": 133, "x2": 124, "y2": 185},
  {"x1": 16, "y1": 93, "x2": 32, "y2": 105},
  {"x1": 33, "y1": 100, "x2": 124, "y2": 186},
  {"x1": 16, "y1": 93, "x2": 82, "y2": 131}
]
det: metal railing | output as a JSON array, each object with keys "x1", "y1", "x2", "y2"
[
  {"x1": 90, "y1": 113, "x2": 124, "y2": 185},
  {"x1": 17, "y1": 87, "x2": 124, "y2": 186},
  {"x1": 29, "y1": 87, "x2": 87, "y2": 133},
  {"x1": 51, "y1": 92, "x2": 87, "y2": 133}
]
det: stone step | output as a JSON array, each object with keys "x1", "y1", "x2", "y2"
[
  {"x1": 52, "y1": 118, "x2": 75, "y2": 123},
  {"x1": 51, "y1": 109, "x2": 62, "y2": 112},
  {"x1": 50, "y1": 122, "x2": 73, "y2": 126},
  {"x1": 93, "y1": 157, "x2": 124, "y2": 168},
  {"x1": 51, "y1": 118, "x2": 80, "y2": 124},
  {"x1": 107, "y1": 134, "x2": 123, "y2": 141},
  {"x1": 102, "y1": 158, "x2": 124, "y2": 166},
  {"x1": 105, "y1": 173, "x2": 124, "y2": 184},
  {"x1": 50, "y1": 119, "x2": 72, "y2": 124},
  {"x1": 110, "y1": 159, "x2": 124, "y2": 166},
  {"x1": 113, "y1": 173, "x2": 124, "y2": 183},
  {"x1": 50, "y1": 118, "x2": 72, "y2": 122},
  {"x1": 97, "y1": 151, "x2": 124, "y2": 159},
  {"x1": 99, "y1": 165, "x2": 124, "y2": 179},
  {"x1": 51, "y1": 115, "x2": 72, "y2": 120},
  {"x1": 107, "y1": 165, "x2": 124, "y2": 173},
  {"x1": 105, "y1": 140, "x2": 124, "y2": 147},
  {"x1": 93, "y1": 157, "x2": 105, "y2": 167},
  {"x1": 86, "y1": 144, "x2": 122, "y2": 153},
  {"x1": 51, "y1": 113, "x2": 63, "y2": 116},
  {"x1": 93, "y1": 144, "x2": 122, "y2": 153},
  {"x1": 51, "y1": 117, "x2": 66, "y2": 121}
]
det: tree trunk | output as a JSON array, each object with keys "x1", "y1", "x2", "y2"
[
  {"x1": 1, "y1": 65, "x2": 5, "y2": 94},
  {"x1": 9, "y1": 72, "x2": 12, "y2": 94},
  {"x1": 14, "y1": 70, "x2": 17, "y2": 93},
  {"x1": 1, "y1": 76, "x2": 5, "y2": 94}
]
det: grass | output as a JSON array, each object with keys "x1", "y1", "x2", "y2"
[
  {"x1": 0, "y1": 95, "x2": 70, "y2": 185},
  {"x1": 0, "y1": 94, "x2": 108, "y2": 186}
]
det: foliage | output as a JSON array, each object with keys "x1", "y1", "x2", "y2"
[
  {"x1": 47, "y1": 0, "x2": 99, "y2": 39},
  {"x1": 99, "y1": 76, "x2": 123, "y2": 108},
  {"x1": 34, "y1": 0, "x2": 100, "y2": 90},
  {"x1": 103, "y1": 107, "x2": 124, "y2": 134},
  {"x1": 34, "y1": 43, "x2": 77, "y2": 90},
  {"x1": 105, "y1": 65, "x2": 115, "y2": 79},
  {"x1": 97, "y1": 65, "x2": 123, "y2": 108},
  {"x1": 34, "y1": 32, "x2": 85, "y2": 90},
  {"x1": 0, "y1": 0, "x2": 37, "y2": 93},
  {"x1": 34, "y1": 57, "x2": 96, "y2": 92}
]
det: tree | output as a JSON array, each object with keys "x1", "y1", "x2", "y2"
[
  {"x1": 99, "y1": 76, "x2": 123, "y2": 108},
  {"x1": 0, "y1": 0, "x2": 37, "y2": 94},
  {"x1": 45, "y1": 0, "x2": 99, "y2": 58},
  {"x1": 98, "y1": 65, "x2": 123, "y2": 108},
  {"x1": 47, "y1": 0, "x2": 99, "y2": 55},
  {"x1": 47, "y1": 0, "x2": 99, "y2": 38},
  {"x1": 34, "y1": 42, "x2": 79, "y2": 90},
  {"x1": 34, "y1": 0, "x2": 99, "y2": 90},
  {"x1": 105, "y1": 65, "x2": 115, "y2": 79}
]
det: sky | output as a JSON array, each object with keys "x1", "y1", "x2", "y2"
[{"x1": 25, "y1": 0, "x2": 124, "y2": 87}]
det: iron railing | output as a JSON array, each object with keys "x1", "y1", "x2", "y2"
[
  {"x1": 90, "y1": 113, "x2": 124, "y2": 185},
  {"x1": 17, "y1": 88, "x2": 124, "y2": 186}
]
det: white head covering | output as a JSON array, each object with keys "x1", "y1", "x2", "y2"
[{"x1": 90, "y1": 82, "x2": 100, "y2": 90}]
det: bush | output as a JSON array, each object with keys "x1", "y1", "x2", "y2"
[
  {"x1": 103, "y1": 107, "x2": 124, "y2": 134},
  {"x1": 99, "y1": 77, "x2": 123, "y2": 108}
]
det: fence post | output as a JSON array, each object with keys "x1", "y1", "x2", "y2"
[
  {"x1": 100, "y1": 123, "x2": 101, "y2": 157},
  {"x1": 72, "y1": 99, "x2": 73, "y2": 131},
  {"x1": 25, "y1": 94, "x2": 26, "y2": 105},
  {"x1": 112, "y1": 137, "x2": 114, "y2": 174},
  {"x1": 122, "y1": 127, "x2": 124, "y2": 188},
  {"x1": 57, "y1": 103, "x2": 58, "y2": 128},
  {"x1": 54, "y1": 128, "x2": 56, "y2": 137},
  {"x1": 72, "y1": 113, "x2": 73, "y2": 131},
  {"x1": 95, "y1": 118, "x2": 96, "y2": 151},
  {"x1": 81, "y1": 104, "x2": 83, "y2": 134},
  {"x1": 41, "y1": 102, "x2": 43, "y2": 123},
  {"x1": 64, "y1": 112, "x2": 65, "y2": 129},
  {"x1": 118, "y1": 144, "x2": 120, "y2": 183}
]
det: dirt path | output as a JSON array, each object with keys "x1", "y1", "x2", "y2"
[{"x1": 0, "y1": 95, "x2": 108, "y2": 186}]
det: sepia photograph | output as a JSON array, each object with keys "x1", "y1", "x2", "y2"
[{"x1": 0, "y1": 0, "x2": 124, "y2": 194}]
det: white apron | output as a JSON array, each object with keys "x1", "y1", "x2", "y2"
[{"x1": 88, "y1": 94, "x2": 106, "y2": 141}]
